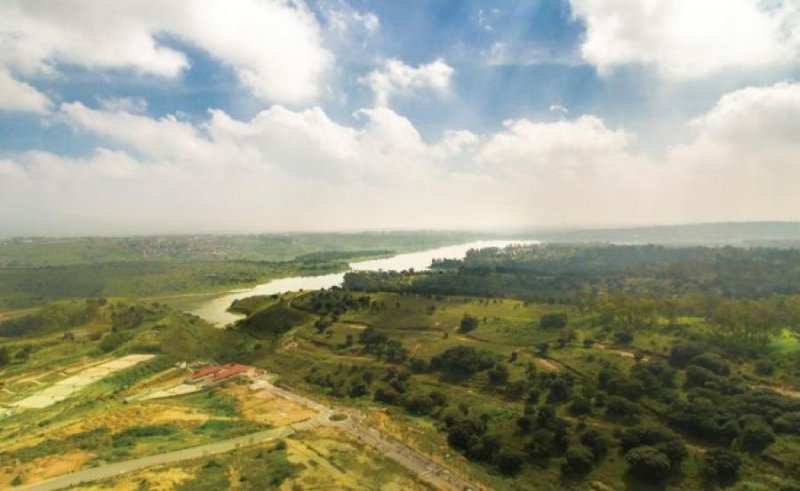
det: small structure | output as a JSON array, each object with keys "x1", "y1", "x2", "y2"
[{"x1": 186, "y1": 363, "x2": 261, "y2": 386}]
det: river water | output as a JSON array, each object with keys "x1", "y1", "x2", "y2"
[{"x1": 192, "y1": 240, "x2": 538, "y2": 326}]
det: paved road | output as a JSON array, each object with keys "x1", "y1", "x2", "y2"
[{"x1": 16, "y1": 377, "x2": 481, "y2": 491}]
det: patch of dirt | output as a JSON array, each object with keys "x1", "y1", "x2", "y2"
[
  {"x1": 595, "y1": 343, "x2": 648, "y2": 361},
  {"x1": 221, "y1": 384, "x2": 316, "y2": 427},
  {"x1": 0, "y1": 450, "x2": 93, "y2": 488},
  {"x1": 282, "y1": 337, "x2": 299, "y2": 350},
  {"x1": 535, "y1": 357, "x2": 562, "y2": 372},
  {"x1": 753, "y1": 384, "x2": 800, "y2": 400}
]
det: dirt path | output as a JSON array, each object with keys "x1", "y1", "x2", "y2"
[
  {"x1": 752, "y1": 384, "x2": 800, "y2": 400},
  {"x1": 0, "y1": 308, "x2": 39, "y2": 322},
  {"x1": 595, "y1": 343, "x2": 649, "y2": 361}
]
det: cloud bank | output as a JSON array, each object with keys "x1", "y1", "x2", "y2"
[{"x1": 1, "y1": 82, "x2": 798, "y2": 235}]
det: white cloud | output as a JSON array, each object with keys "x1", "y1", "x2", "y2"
[
  {"x1": 549, "y1": 105, "x2": 569, "y2": 117},
  {"x1": 478, "y1": 115, "x2": 633, "y2": 172},
  {"x1": 3, "y1": 82, "x2": 800, "y2": 235},
  {"x1": 360, "y1": 58, "x2": 454, "y2": 106},
  {"x1": 0, "y1": 0, "x2": 332, "y2": 105},
  {"x1": 570, "y1": 0, "x2": 800, "y2": 78},
  {"x1": 97, "y1": 96, "x2": 148, "y2": 114},
  {"x1": 320, "y1": 1, "x2": 380, "y2": 36},
  {"x1": 0, "y1": 69, "x2": 51, "y2": 113}
]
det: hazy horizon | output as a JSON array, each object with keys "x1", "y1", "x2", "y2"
[{"x1": 1, "y1": 0, "x2": 799, "y2": 236}]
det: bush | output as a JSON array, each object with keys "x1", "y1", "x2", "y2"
[
  {"x1": 738, "y1": 420, "x2": 775, "y2": 452},
  {"x1": 773, "y1": 412, "x2": 800, "y2": 435},
  {"x1": 495, "y1": 449, "x2": 525, "y2": 475},
  {"x1": 625, "y1": 446, "x2": 672, "y2": 481},
  {"x1": 561, "y1": 447, "x2": 594, "y2": 476},
  {"x1": 605, "y1": 396, "x2": 641, "y2": 420},
  {"x1": 430, "y1": 346, "x2": 495, "y2": 377},
  {"x1": 702, "y1": 448, "x2": 741, "y2": 481},
  {"x1": 580, "y1": 429, "x2": 609, "y2": 459},
  {"x1": 540, "y1": 313, "x2": 568, "y2": 329},
  {"x1": 755, "y1": 360, "x2": 776, "y2": 376},
  {"x1": 459, "y1": 314, "x2": 479, "y2": 333},
  {"x1": 669, "y1": 343, "x2": 705, "y2": 367},
  {"x1": 100, "y1": 331, "x2": 127, "y2": 352},
  {"x1": 691, "y1": 353, "x2": 730, "y2": 376},
  {"x1": 614, "y1": 331, "x2": 634, "y2": 345}
]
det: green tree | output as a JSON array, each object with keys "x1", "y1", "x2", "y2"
[
  {"x1": 625, "y1": 446, "x2": 672, "y2": 481},
  {"x1": 561, "y1": 447, "x2": 594, "y2": 476},
  {"x1": 540, "y1": 313, "x2": 568, "y2": 329},
  {"x1": 738, "y1": 420, "x2": 775, "y2": 452},
  {"x1": 702, "y1": 448, "x2": 741, "y2": 482},
  {"x1": 459, "y1": 314, "x2": 479, "y2": 333}
]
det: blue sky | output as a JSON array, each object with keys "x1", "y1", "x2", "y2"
[{"x1": 0, "y1": 0, "x2": 799, "y2": 235}]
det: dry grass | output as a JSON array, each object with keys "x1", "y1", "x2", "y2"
[
  {"x1": 282, "y1": 427, "x2": 428, "y2": 491},
  {"x1": 220, "y1": 384, "x2": 316, "y2": 427},
  {"x1": 0, "y1": 450, "x2": 93, "y2": 488},
  {"x1": 76, "y1": 466, "x2": 197, "y2": 490}
]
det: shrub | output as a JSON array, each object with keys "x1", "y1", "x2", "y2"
[
  {"x1": 495, "y1": 449, "x2": 525, "y2": 475},
  {"x1": 702, "y1": 448, "x2": 741, "y2": 481},
  {"x1": 755, "y1": 360, "x2": 776, "y2": 376},
  {"x1": 625, "y1": 446, "x2": 672, "y2": 481},
  {"x1": 100, "y1": 331, "x2": 127, "y2": 352},
  {"x1": 614, "y1": 331, "x2": 634, "y2": 345},
  {"x1": 540, "y1": 313, "x2": 568, "y2": 329},
  {"x1": 459, "y1": 314, "x2": 479, "y2": 333},
  {"x1": 561, "y1": 447, "x2": 594, "y2": 476},
  {"x1": 738, "y1": 420, "x2": 775, "y2": 452},
  {"x1": 773, "y1": 412, "x2": 800, "y2": 434},
  {"x1": 580, "y1": 429, "x2": 609, "y2": 459},
  {"x1": 605, "y1": 396, "x2": 641, "y2": 420}
]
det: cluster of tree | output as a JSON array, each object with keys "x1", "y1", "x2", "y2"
[
  {"x1": 357, "y1": 326, "x2": 409, "y2": 363},
  {"x1": 236, "y1": 303, "x2": 311, "y2": 339},
  {"x1": 296, "y1": 290, "x2": 371, "y2": 317},
  {"x1": 429, "y1": 346, "x2": 496, "y2": 378},
  {"x1": 619, "y1": 426, "x2": 688, "y2": 481}
]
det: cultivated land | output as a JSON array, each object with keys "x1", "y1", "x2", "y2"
[{"x1": 1, "y1": 234, "x2": 800, "y2": 490}]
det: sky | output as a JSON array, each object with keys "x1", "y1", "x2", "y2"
[{"x1": 1, "y1": 0, "x2": 799, "y2": 236}]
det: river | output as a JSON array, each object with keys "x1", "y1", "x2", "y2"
[{"x1": 192, "y1": 240, "x2": 538, "y2": 326}]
